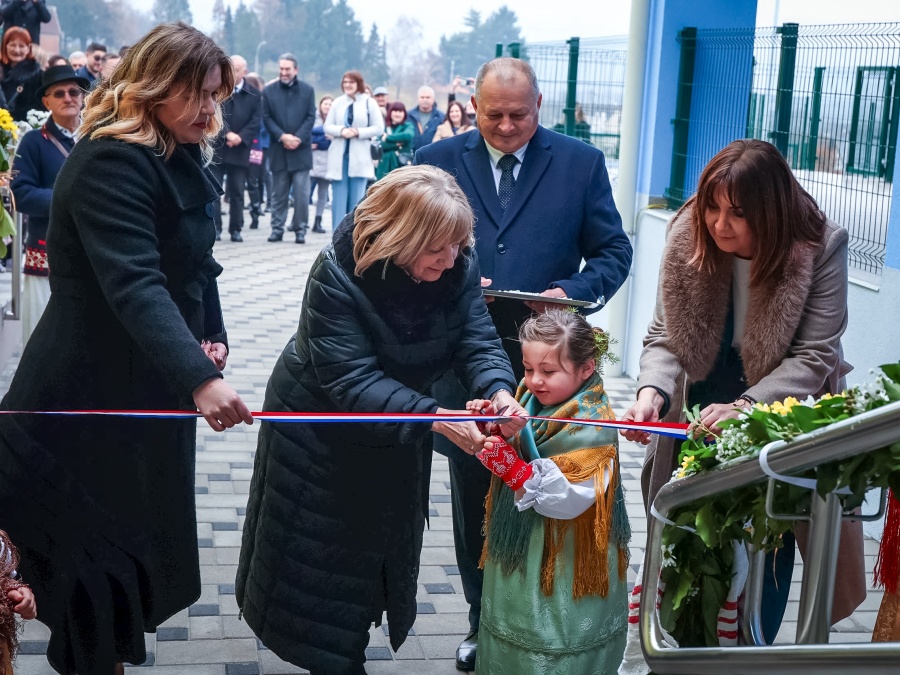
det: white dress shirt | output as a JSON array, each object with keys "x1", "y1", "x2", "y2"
[{"x1": 483, "y1": 139, "x2": 529, "y2": 193}]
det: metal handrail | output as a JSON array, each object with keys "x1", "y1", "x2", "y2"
[{"x1": 642, "y1": 399, "x2": 900, "y2": 674}]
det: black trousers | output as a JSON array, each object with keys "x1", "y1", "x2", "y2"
[
  {"x1": 432, "y1": 299, "x2": 530, "y2": 633},
  {"x1": 210, "y1": 163, "x2": 249, "y2": 233}
]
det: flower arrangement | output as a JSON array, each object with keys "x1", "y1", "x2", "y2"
[
  {"x1": 0, "y1": 108, "x2": 18, "y2": 173},
  {"x1": 658, "y1": 362, "x2": 900, "y2": 647}
]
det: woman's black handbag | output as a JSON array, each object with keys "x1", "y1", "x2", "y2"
[{"x1": 370, "y1": 138, "x2": 383, "y2": 161}]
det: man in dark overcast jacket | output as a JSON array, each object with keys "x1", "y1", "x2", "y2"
[
  {"x1": 0, "y1": 0, "x2": 51, "y2": 44},
  {"x1": 262, "y1": 52, "x2": 316, "y2": 243}
]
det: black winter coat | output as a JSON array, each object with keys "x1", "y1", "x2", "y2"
[
  {"x1": 214, "y1": 82, "x2": 262, "y2": 167},
  {"x1": 0, "y1": 57, "x2": 41, "y2": 121},
  {"x1": 236, "y1": 216, "x2": 515, "y2": 674},
  {"x1": 262, "y1": 76, "x2": 316, "y2": 172},
  {"x1": 0, "y1": 138, "x2": 227, "y2": 675},
  {"x1": 0, "y1": 0, "x2": 51, "y2": 43}
]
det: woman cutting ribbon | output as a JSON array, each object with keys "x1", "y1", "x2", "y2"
[{"x1": 236, "y1": 164, "x2": 526, "y2": 675}]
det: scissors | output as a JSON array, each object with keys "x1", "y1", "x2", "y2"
[{"x1": 476, "y1": 404, "x2": 515, "y2": 431}]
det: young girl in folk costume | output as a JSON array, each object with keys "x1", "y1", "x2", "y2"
[
  {"x1": 1, "y1": 530, "x2": 37, "y2": 675},
  {"x1": 471, "y1": 309, "x2": 631, "y2": 674}
]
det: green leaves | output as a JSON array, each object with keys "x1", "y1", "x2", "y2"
[{"x1": 659, "y1": 361, "x2": 900, "y2": 646}]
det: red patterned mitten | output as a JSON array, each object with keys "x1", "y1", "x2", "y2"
[{"x1": 478, "y1": 437, "x2": 533, "y2": 491}]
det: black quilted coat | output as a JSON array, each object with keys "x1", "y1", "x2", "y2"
[{"x1": 236, "y1": 216, "x2": 515, "y2": 673}]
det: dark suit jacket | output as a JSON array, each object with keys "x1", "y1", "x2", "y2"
[
  {"x1": 262, "y1": 77, "x2": 316, "y2": 173},
  {"x1": 415, "y1": 125, "x2": 632, "y2": 311},
  {"x1": 215, "y1": 81, "x2": 261, "y2": 167}
]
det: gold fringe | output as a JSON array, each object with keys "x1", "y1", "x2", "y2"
[
  {"x1": 478, "y1": 475, "x2": 497, "y2": 571},
  {"x1": 618, "y1": 545, "x2": 629, "y2": 581}
]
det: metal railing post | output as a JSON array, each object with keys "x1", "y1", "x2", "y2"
[
  {"x1": 508, "y1": 42, "x2": 520, "y2": 59},
  {"x1": 885, "y1": 67, "x2": 900, "y2": 183},
  {"x1": 739, "y1": 547, "x2": 767, "y2": 646},
  {"x1": 664, "y1": 27, "x2": 697, "y2": 209},
  {"x1": 795, "y1": 491, "x2": 843, "y2": 644},
  {"x1": 563, "y1": 37, "x2": 580, "y2": 138},
  {"x1": 772, "y1": 23, "x2": 799, "y2": 158},
  {"x1": 804, "y1": 66, "x2": 825, "y2": 170},
  {"x1": 495, "y1": 43, "x2": 503, "y2": 58}
]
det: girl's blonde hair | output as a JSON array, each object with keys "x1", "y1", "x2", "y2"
[
  {"x1": 80, "y1": 22, "x2": 234, "y2": 163},
  {"x1": 352, "y1": 165, "x2": 475, "y2": 277}
]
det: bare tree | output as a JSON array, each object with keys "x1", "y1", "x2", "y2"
[{"x1": 386, "y1": 16, "x2": 424, "y2": 102}]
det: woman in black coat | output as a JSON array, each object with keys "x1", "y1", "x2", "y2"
[
  {"x1": 0, "y1": 23, "x2": 252, "y2": 675},
  {"x1": 236, "y1": 165, "x2": 526, "y2": 675},
  {"x1": 0, "y1": 26, "x2": 40, "y2": 120}
]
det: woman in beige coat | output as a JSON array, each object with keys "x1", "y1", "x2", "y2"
[
  {"x1": 622, "y1": 138, "x2": 865, "y2": 644},
  {"x1": 431, "y1": 100, "x2": 474, "y2": 142}
]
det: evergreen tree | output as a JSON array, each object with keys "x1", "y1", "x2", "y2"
[
  {"x1": 232, "y1": 2, "x2": 263, "y2": 67},
  {"x1": 362, "y1": 24, "x2": 389, "y2": 89},
  {"x1": 211, "y1": 0, "x2": 227, "y2": 45},
  {"x1": 221, "y1": 7, "x2": 235, "y2": 55},
  {"x1": 320, "y1": 0, "x2": 363, "y2": 87},
  {"x1": 151, "y1": 0, "x2": 193, "y2": 25},
  {"x1": 439, "y1": 5, "x2": 525, "y2": 80}
]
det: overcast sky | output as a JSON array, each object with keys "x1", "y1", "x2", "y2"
[{"x1": 181, "y1": 0, "x2": 900, "y2": 50}]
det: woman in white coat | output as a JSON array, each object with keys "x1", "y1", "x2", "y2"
[{"x1": 323, "y1": 70, "x2": 384, "y2": 227}]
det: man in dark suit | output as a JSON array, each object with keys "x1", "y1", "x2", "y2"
[
  {"x1": 415, "y1": 57, "x2": 633, "y2": 671},
  {"x1": 262, "y1": 52, "x2": 316, "y2": 244},
  {"x1": 211, "y1": 55, "x2": 261, "y2": 242}
]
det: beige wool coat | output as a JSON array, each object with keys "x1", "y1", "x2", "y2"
[{"x1": 637, "y1": 204, "x2": 864, "y2": 622}]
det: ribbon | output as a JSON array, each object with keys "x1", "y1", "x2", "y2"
[
  {"x1": 0, "y1": 409, "x2": 689, "y2": 438},
  {"x1": 758, "y1": 442, "x2": 851, "y2": 495}
]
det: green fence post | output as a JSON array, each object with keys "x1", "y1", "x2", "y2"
[
  {"x1": 804, "y1": 66, "x2": 824, "y2": 171},
  {"x1": 495, "y1": 43, "x2": 503, "y2": 58},
  {"x1": 885, "y1": 68, "x2": 900, "y2": 183},
  {"x1": 772, "y1": 23, "x2": 799, "y2": 158},
  {"x1": 509, "y1": 42, "x2": 520, "y2": 59},
  {"x1": 563, "y1": 37, "x2": 580, "y2": 138},
  {"x1": 664, "y1": 27, "x2": 697, "y2": 209}
]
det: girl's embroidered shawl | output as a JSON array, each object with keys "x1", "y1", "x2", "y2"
[{"x1": 480, "y1": 374, "x2": 631, "y2": 599}]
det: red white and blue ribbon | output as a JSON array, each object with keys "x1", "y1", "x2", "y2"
[{"x1": 0, "y1": 409, "x2": 689, "y2": 439}]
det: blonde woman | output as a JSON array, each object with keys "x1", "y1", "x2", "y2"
[
  {"x1": 432, "y1": 99, "x2": 474, "y2": 142},
  {"x1": 237, "y1": 165, "x2": 526, "y2": 675},
  {"x1": 0, "y1": 22, "x2": 252, "y2": 675}
]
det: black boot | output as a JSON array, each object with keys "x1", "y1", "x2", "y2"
[
  {"x1": 295, "y1": 229, "x2": 306, "y2": 244},
  {"x1": 312, "y1": 216, "x2": 325, "y2": 233}
]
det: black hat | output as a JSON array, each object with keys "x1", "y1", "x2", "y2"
[{"x1": 36, "y1": 65, "x2": 90, "y2": 99}]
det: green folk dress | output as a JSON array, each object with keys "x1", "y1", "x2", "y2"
[{"x1": 476, "y1": 375, "x2": 630, "y2": 674}]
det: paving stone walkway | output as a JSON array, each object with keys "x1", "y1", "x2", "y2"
[{"x1": 6, "y1": 207, "x2": 884, "y2": 674}]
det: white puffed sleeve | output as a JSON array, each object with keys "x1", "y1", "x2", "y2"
[{"x1": 515, "y1": 458, "x2": 611, "y2": 520}]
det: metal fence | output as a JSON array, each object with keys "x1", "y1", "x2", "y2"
[
  {"x1": 666, "y1": 22, "x2": 900, "y2": 280},
  {"x1": 500, "y1": 37, "x2": 628, "y2": 175}
]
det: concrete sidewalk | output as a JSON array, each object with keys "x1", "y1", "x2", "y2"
[{"x1": 7, "y1": 207, "x2": 883, "y2": 674}]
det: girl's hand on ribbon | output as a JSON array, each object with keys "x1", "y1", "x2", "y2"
[
  {"x1": 192, "y1": 378, "x2": 254, "y2": 431},
  {"x1": 490, "y1": 390, "x2": 527, "y2": 436},
  {"x1": 478, "y1": 436, "x2": 533, "y2": 491},
  {"x1": 7, "y1": 585, "x2": 36, "y2": 620},
  {"x1": 621, "y1": 388, "x2": 663, "y2": 445},
  {"x1": 433, "y1": 407, "x2": 486, "y2": 456}
]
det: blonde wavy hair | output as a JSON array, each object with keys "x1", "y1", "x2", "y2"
[
  {"x1": 79, "y1": 22, "x2": 234, "y2": 163},
  {"x1": 352, "y1": 165, "x2": 475, "y2": 277}
]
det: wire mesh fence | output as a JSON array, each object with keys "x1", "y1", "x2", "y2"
[
  {"x1": 666, "y1": 22, "x2": 900, "y2": 280},
  {"x1": 516, "y1": 37, "x2": 628, "y2": 171}
]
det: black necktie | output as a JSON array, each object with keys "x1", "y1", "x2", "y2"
[{"x1": 498, "y1": 154, "x2": 518, "y2": 212}]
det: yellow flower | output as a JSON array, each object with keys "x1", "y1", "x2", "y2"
[
  {"x1": 681, "y1": 455, "x2": 695, "y2": 469},
  {"x1": 755, "y1": 402, "x2": 771, "y2": 413},
  {"x1": 676, "y1": 468, "x2": 686, "y2": 479}
]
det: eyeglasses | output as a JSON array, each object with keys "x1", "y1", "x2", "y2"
[
  {"x1": 48, "y1": 87, "x2": 83, "y2": 99},
  {"x1": 92, "y1": 55, "x2": 104, "y2": 61}
]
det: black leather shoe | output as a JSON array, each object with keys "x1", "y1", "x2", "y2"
[
  {"x1": 230, "y1": 231, "x2": 243, "y2": 242},
  {"x1": 295, "y1": 231, "x2": 306, "y2": 244},
  {"x1": 455, "y1": 631, "x2": 477, "y2": 671},
  {"x1": 249, "y1": 217, "x2": 259, "y2": 229},
  {"x1": 267, "y1": 232, "x2": 282, "y2": 242}
]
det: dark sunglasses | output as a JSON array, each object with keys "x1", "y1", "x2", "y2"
[
  {"x1": 92, "y1": 54, "x2": 104, "y2": 61},
  {"x1": 48, "y1": 87, "x2": 83, "y2": 99}
]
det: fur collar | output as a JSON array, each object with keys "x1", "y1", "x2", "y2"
[{"x1": 661, "y1": 206, "x2": 817, "y2": 385}]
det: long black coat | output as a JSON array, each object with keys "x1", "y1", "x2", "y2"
[
  {"x1": 214, "y1": 82, "x2": 261, "y2": 167},
  {"x1": 236, "y1": 217, "x2": 516, "y2": 674},
  {"x1": 0, "y1": 138, "x2": 227, "y2": 675},
  {"x1": 262, "y1": 77, "x2": 316, "y2": 172}
]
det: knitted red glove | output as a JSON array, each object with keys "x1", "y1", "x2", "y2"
[{"x1": 478, "y1": 437, "x2": 533, "y2": 491}]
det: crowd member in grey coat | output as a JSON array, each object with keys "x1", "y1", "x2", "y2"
[
  {"x1": 237, "y1": 165, "x2": 526, "y2": 675},
  {"x1": 262, "y1": 52, "x2": 316, "y2": 243},
  {"x1": 621, "y1": 139, "x2": 865, "y2": 645},
  {"x1": 309, "y1": 95, "x2": 333, "y2": 233},
  {"x1": 0, "y1": 23, "x2": 253, "y2": 675}
]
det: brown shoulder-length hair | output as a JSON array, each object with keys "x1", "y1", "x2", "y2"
[
  {"x1": 1, "y1": 27, "x2": 32, "y2": 66},
  {"x1": 80, "y1": 22, "x2": 234, "y2": 163},
  {"x1": 352, "y1": 165, "x2": 475, "y2": 277},
  {"x1": 341, "y1": 70, "x2": 365, "y2": 93},
  {"x1": 688, "y1": 139, "x2": 826, "y2": 286}
]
